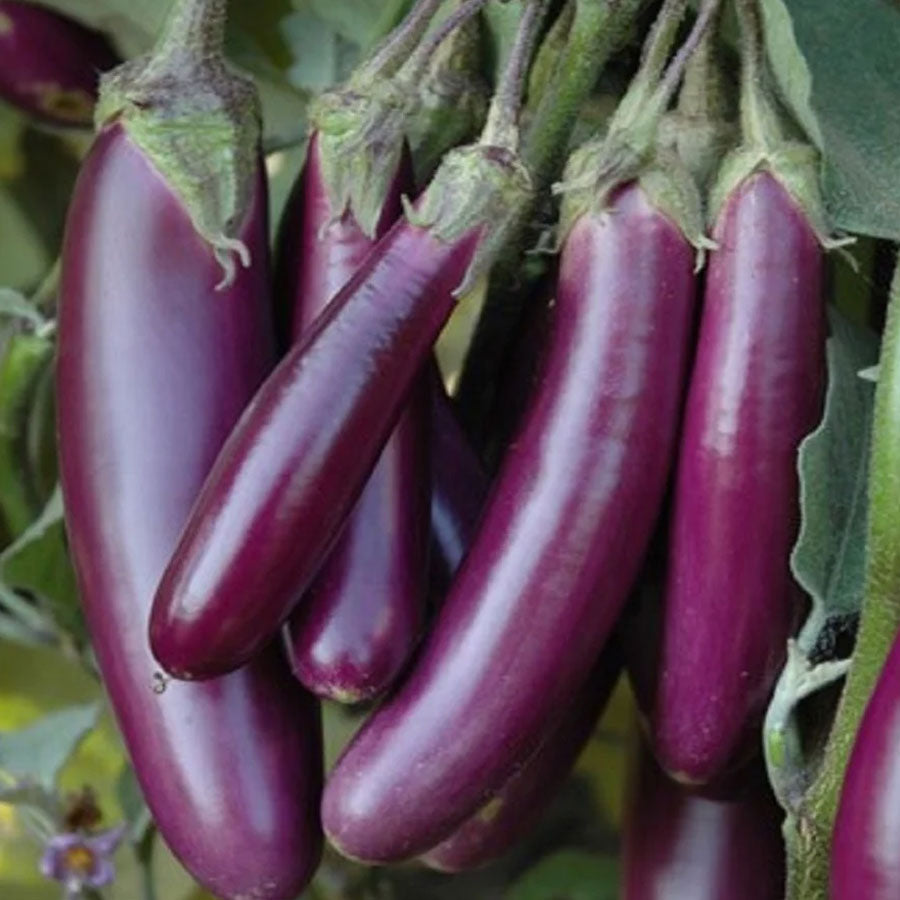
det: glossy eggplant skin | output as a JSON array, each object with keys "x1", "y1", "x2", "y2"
[
  {"x1": 428, "y1": 373, "x2": 489, "y2": 594},
  {"x1": 421, "y1": 648, "x2": 622, "y2": 872},
  {"x1": 651, "y1": 170, "x2": 824, "y2": 785},
  {"x1": 150, "y1": 215, "x2": 480, "y2": 679},
  {"x1": 0, "y1": 2, "x2": 117, "y2": 127},
  {"x1": 279, "y1": 132, "x2": 429, "y2": 703},
  {"x1": 57, "y1": 124, "x2": 322, "y2": 900},
  {"x1": 831, "y1": 633, "x2": 900, "y2": 897},
  {"x1": 623, "y1": 745, "x2": 785, "y2": 900},
  {"x1": 322, "y1": 183, "x2": 697, "y2": 862}
]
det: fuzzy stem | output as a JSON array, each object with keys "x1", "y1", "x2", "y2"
[
  {"x1": 656, "y1": 0, "x2": 722, "y2": 110},
  {"x1": 154, "y1": 0, "x2": 226, "y2": 63},
  {"x1": 358, "y1": 0, "x2": 446, "y2": 80},
  {"x1": 677, "y1": 2, "x2": 727, "y2": 121},
  {"x1": 734, "y1": 0, "x2": 783, "y2": 150},
  {"x1": 402, "y1": 0, "x2": 492, "y2": 81},
  {"x1": 482, "y1": 0, "x2": 552, "y2": 149}
]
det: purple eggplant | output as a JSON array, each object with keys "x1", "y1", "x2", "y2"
[
  {"x1": 623, "y1": 744, "x2": 785, "y2": 899},
  {"x1": 650, "y1": 169, "x2": 824, "y2": 785},
  {"x1": 57, "y1": 3, "x2": 322, "y2": 894},
  {"x1": 278, "y1": 130, "x2": 429, "y2": 704},
  {"x1": 831, "y1": 632, "x2": 900, "y2": 897},
  {"x1": 0, "y1": 1, "x2": 117, "y2": 127},
  {"x1": 321, "y1": 181, "x2": 697, "y2": 862},
  {"x1": 428, "y1": 372, "x2": 489, "y2": 593},
  {"x1": 150, "y1": 142, "x2": 531, "y2": 680},
  {"x1": 421, "y1": 647, "x2": 622, "y2": 872},
  {"x1": 58, "y1": 120, "x2": 322, "y2": 900}
]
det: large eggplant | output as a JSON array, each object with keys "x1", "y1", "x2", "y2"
[
  {"x1": 650, "y1": 169, "x2": 824, "y2": 784},
  {"x1": 56, "y1": 3, "x2": 322, "y2": 895},
  {"x1": 321, "y1": 181, "x2": 697, "y2": 862}
]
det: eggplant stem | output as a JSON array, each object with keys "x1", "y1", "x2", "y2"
[
  {"x1": 154, "y1": 0, "x2": 226, "y2": 64},
  {"x1": 656, "y1": 0, "x2": 723, "y2": 111},
  {"x1": 358, "y1": 0, "x2": 446, "y2": 81},
  {"x1": 401, "y1": 0, "x2": 493, "y2": 81},
  {"x1": 734, "y1": 0, "x2": 783, "y2": 150},
  {"x1": 481, "y1": 0, "x2": 552, "y2": 150}
]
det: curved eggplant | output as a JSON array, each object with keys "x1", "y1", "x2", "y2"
[
  {"x1": 831, "y1": 631, "x2": 900, "y2": 898},
  {"x1": 651, "y1": 169, "x2": 824, "y2": 784},
  {"x1": 321, "y1": 182, "x2": 697, "y2": 862},
  {"x1": 278, "y1": 132, "x2": 429, "y2": 704},
  {"x1": 149, "y1": 141, "x2": 529, "y2": 681},
  {"x1": 57, "y1": 124, "x2": 322, "y2": 900},
  {"x1": 421, "y1": 647, "x2": 622, "y2": 872},
  {"x1": 623, "y1": 744, "x2": 785, "y2": 899},
  {"x1": 0, "y1": 1, "x2": 117, "y2": 127}
]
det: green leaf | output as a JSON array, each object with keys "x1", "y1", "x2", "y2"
[
  {"x1": 508, "y1": 851, "x2": 618, "y2": 900},
  {"x1": 791, "y1": 308, "x2": 879, "y2": 636},
  {"x1": 760, "y1": 0, "x2": 900, "y2": 240},
  {"x1": 0, "y1": 702, "x2": 100, "y2": 788},
  {"x1": 764, "y1": 307, "x2": 877, "y2": 809}
]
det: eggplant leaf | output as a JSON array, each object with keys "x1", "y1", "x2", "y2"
[
  {"x1": 765, "y1": 307, "x2": 878, "y2": 809},
  {"x1": 760, "y1": 0, "x2": 900, "y2": 240}
]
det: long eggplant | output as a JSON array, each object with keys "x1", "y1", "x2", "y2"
[
  {"x1": 57, "y1": 3, "x2": 322, "y2": 895},
  {"x1": 650, "y1": 168, "x2": 824, "y2": 784},
  {"x1": 150, "y1": 142, "x2": 532, "y2": 680},
  {"x1": 321, "y1": 181, "x2": 697, "y2": 862}
]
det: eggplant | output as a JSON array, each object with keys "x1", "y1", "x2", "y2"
[
  {"x1": 150, "y1": 142, "x2": 532, "y2": 680},
  {"x1": 650, "y1": 169, "x2": 824, "y2": 784},
  {"x1": 623, "y1": 744, "x2": 785, "y2": 899},
  {"x1": 57, "y1": 3, "x2": 322, "y2": 895},
  {"x1": 421, "y1": 647, "x2": 622, "y2": 872},
  {"x1": 321, "y1": 181, "x2": 697, "y2": 862},
  {"x1": 0, "y1": 1, "x2": 117, "y2": 127},
  {"x1": 278, "y1": 131, "x2": 429, "y2": 704}
]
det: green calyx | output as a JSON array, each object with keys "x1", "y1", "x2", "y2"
[
  {"x1": 708, "y1": 142, "x2": 848, "y2": 248},
  {"x1": 310, "y1": 79, "x2": 414, "y2": 240},
  {"x1": 407, "y1": 142, "x2": 534, "y2": 295},
  {"x1": 95, "y1": 4, "x2": 260, "y2": 290},
  {"x1": 556, "y1": 134, "x2": 711, "y2": 258}
]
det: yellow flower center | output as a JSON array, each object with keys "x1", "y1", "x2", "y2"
[{"x1": 63, "y1": 844, "x2": 96, "y2": 876}]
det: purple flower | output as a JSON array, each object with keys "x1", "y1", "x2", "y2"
[{"x1": 39, "y1": 825, "x2": 126, "y2": 898}]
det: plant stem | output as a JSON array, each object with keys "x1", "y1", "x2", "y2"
[
  {"x1": 734, "y1": 0, "x2": 783, "y2": 150},
  {"x1": 358, "y1": 0, "x2": 446, "y2": 80},
  {"x1": 402, "y1": 0, "x2": 493, "y2": 81},
  {"x1": 154, "y1": 0, "x2": 226, "y2": 63},
  {"x1": 482, "y1": 0, "x2": 552, "y2": 149},
  {"x1": 787, "y1": 253, "x2": 900, "y2": 899}
]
